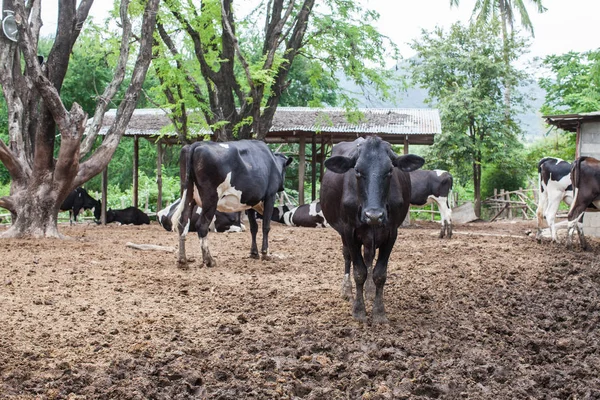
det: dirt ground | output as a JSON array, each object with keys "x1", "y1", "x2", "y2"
[{"x1": 1, "y1": 218, "x2": 600, "y2": 399}]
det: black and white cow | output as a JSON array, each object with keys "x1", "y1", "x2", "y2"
[
  {"x1": 280, "y1": 201, "x2": 329, "y2": 228},
  {"x1": 535, "y1": 157, "x2": 573, "y2": 242},
  {"x1": 409, "y1": 169, "x2": 453, "y2": 238},
  {"x1": 566, "y1": 156, "x2": 600, "y2": 250},
  {"x1": 174, "y1": 140, "x2": 292, "y2": 267},
  {"x1": 320, "y1": 136, "x2": 424, "y2": 323},
  {"x1": 105, "y1": 207, "x2": 150, "y2": 225},
  {"x1": 158, "y1": 199, "x2": 245, "y2": 233},
  {"x1": 60, "y1": 187, "x2": 101, "y2": 224}
]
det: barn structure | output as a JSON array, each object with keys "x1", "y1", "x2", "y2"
[
  {"x1": 93, "y1": 107, "x2": 442, "y2": 219},
  {"x1": 545, "y1": 111, "x2": 600, "y2": 237}
]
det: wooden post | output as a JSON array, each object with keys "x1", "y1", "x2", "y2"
[
  {"x1": 133, "y1": 136, "x2": 139, "y2": 208},
  {"x1": 156, "y1": 141, "x2": 163, "y2": 212},
  {"x1": 298, "y1": 136, "x2": 306, "y2": 205},
  {"x1": 319, "y1": 136, "x2": 325, "y2": 184},
  {"x1": 101, "y1": 167, "x2": 108, "y2": 225},
  {"x1": 403, "y1": 135, "x2": 409, "y2": 155},
  {"x1": 311, "y1": 134, "x2": 317, "y2": 202}
]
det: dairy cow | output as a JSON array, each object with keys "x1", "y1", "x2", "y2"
[
  {"x1": 566, "y1": 156, "x2": 600, "y2": 250},
  {"x1": 320, "y1": 136, "x2": 424, "y2": 323},
  {"x1": 60, "y1": 187, "x2": 101, "y2": 224},
  {"x1": 280, "y1": 201, "x2": 329, "y2": 228},
  {"x1": 105, "y1": 207, "x2": 150, "y2": 225},
  {"x1": 535, "y1": 157, "x2": 573, "y2": 242},
  {"x1": 409, "y1": 169, "x2": 453, "y2": 238},
  {"x1": 158, "y1": 199, "x2": 245, "y2": 233},
  {"x1": 174, "y1": 140, "x2": 292, "y2": 267}
]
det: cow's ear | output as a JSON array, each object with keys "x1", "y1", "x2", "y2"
[
  {"x1": 394, "y1": 154, "x2": 425, "y2": 172},
  {"x1": 285, "y1": 156, "x2": 293, "y2": 167},
  {"x1": 325, "y1": 155, "x2": 356, "y2": 174}
]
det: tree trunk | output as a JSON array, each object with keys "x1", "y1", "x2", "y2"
[
  {"x1": 473, "y1": 159, "x2": 482, "y2": 219},
  {"x1": 1, "y1": 182, "x2": 63, "y2": 238}
]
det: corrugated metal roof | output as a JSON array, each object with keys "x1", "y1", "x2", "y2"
[{"x1": 94, "y1": 107, "x2": 441, "y2": 137}]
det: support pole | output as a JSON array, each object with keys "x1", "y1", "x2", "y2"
[
  {"x1": 133, "y1": 136, "x2": 139, "y2": 208},
  {"x1": 156, "y1": 141, "x2": 163, "y2": 212},
  {"x1": 298, "y1": 136, "x2": 306, "y2": 205},
  {"x1": 101, "y1": 167, "x2": 108, "y2": 225},
  {"x1": 311, "y1": 134, "x2": 317, "y2": 202},
  {"x1": 404, "y1": 135, "x2": 409, "y2": 155}
]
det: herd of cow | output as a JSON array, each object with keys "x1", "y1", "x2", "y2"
[{"x1": 59, "y1": 136, "x2": 600, "y2": 323}]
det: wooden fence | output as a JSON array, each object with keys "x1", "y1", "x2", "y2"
[{"x1": 483, "y1": 188, "x2": 538, "y2": 221}]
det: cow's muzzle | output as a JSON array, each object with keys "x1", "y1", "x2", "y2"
[{"x1": 363, "y1": 209, "x2": 385, "y2": 225}]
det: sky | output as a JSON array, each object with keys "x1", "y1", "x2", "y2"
[{"x1": 39, "y1": 0, "x2": 599, "y2": 62}]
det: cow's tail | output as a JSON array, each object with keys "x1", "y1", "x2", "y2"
[{"x1": 173, "y1": 144, "x2": 198, "y2": 235}]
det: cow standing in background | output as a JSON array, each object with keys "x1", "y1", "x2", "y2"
[
  {"x1": 60, "y1": 187, "x2": 101, "y2": 225},
  {"x1": 321, "y1": 136, "x2": 424, "y2": 323},
  {"x1": 158, "y1": 199, "x2": 245, "y2": 233},
  {"x1": 409, "y1": 169, "x2": 453, "y2": 238},
  {"x1": 174, "y1": 141, "x2": 292, "y2": 267},
  {"x1": 536, "y1": 157, "x2": 573, "y2": 242},
  {"x1": 566, "y1": 156, "x2": 600, "y2": 250}
]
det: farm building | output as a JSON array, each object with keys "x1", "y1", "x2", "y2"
[
  {"x1": 92, "y1": 107, "x2": 442, "y2": 216},
  {"x1": 545, "y1": 111, "x2": 600, "y2": 237}
]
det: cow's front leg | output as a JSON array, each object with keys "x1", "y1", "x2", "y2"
[
  {"x1": 363, "y1": 243, "x2": 376, "y2": 301},
  {"x1": 576, "y1": 221, "x2": 589, "y2": 251},
  {"x1": 341, "y1": 243, "x2": 353, "y2": 301},
  {"x1": 371, "y1": 233, "x2": 396, "y2": 324},
  {"x1": 349, "y1": 242, "x2": 367, "y2": 322},
  {"x1": 259, "y1": 198, "x2": 276, "y2": 260},
  {"x1": 247, "y1": 210, "x2": 260, "y2": 259}
]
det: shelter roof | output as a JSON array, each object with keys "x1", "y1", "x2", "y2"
[
  {"x1": 544, "y1": 111, "x2": 600, "y2": 132},
  {"x1": 94, "y1": 107, "x2": 441, "y2": 145}
]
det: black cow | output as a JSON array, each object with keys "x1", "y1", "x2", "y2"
[
  {"x1": 320, "y1": 136, "x2": 424, "y2": 323},
  {"x1": 105, "y1": 207, "x2": 150, "y2": 225},
  {"x1": 280, "y1": 201, "x2": 329, "y2": 228},
  {"x1": 566, "y1": 156, "x2": 600, "y2": 250},
  {"x1": 409, "y1": 169, "x2": 453, "y2": 238},
  {"x1": 174, "y1": 140, "x2": 292, "y2": 267},
  {"x1": 60, "y1": 187, "x2": 101, "y2": 224},
  {"x1": 535, "y1": 157, "x2": 573, "y2": 242},
  {"x1": 157, "y1": 199, "x2": 245, "y2": 233}
]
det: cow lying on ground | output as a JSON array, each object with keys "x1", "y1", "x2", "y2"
[
  {"x1": 409, "y1": 169, "x2": 453, "y2": 238},
  {"x1": 535, "y1": 157, "x2": 573, "y2": 242},
  {"x1": 158, "y1": 199, "x2": 245, "y2": 233},
  {"x1": 60, "y1": 187, "x2": 101, "y2": 224},
  {"x1": 320, "y1": 136, "x2": 424, "y2": 323},
  {"x1": 566, "y1": 156, "x2": 600, "y2": 250},
  {"x1": 174, "y1": 140, "x2": 292, "y2": 267},
  {"x1": 279, "y1": 201, "x2": 329, "y2": 228},
  {"x1": 106, "y1": 207, "x2": 150, "y2": 225}
]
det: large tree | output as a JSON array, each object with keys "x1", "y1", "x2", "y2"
[
  {"x1": 410, "y1": 22, "x2": 528, "y2": 217},
  {"x1": 0, "y1": 0, "x2": 159, "y2": 238},
  {"x1": 450, "y1": 0, "x2": 545, "y2": 119},
  {"x1": 151, "y1": 0, "x2": 398, "y2": 142}
]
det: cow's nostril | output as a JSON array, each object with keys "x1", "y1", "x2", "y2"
[{"x1": 365, "y1": 210, "x2": 384, "y2": 225}]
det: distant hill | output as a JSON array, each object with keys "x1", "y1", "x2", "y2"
[{"x1": 339, "y1": 63, "x2": 547, "y2": 143}]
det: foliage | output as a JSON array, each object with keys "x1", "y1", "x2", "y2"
[
  {"x1": 523, "y1": 130, "x2": 577, "y2": 168},
  {"x1": 481, "y1": 152, "x2": 529, "y2": 199},
  {"x1": 538, "y1": 50, "x2": 600, "y2": 115},
  {"x1": 410, "y1": 21, "x2": 529, "y2": 216},
  {"x1": 151, "y1": 0, "x2": 399, "y2": 141}
]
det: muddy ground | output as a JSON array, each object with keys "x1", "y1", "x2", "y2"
[{"x1": 1, "y1": 219, "x2": 600, "y2": 399}]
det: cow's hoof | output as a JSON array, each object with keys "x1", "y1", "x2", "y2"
[
  {"x1": 249, "y1": 252, "x2": 260, "y2": 259},
  {"x1": 372, "y1": 313, "x2": 389, "y2": 325},
  {"x1": 352, "y1": 305, "x2": 367, "y2": 322},
  {"x1": 261, "y1": 253, "x2": 271, "y2": 261}
]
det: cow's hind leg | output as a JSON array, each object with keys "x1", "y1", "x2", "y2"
[
  {"x1": 247, "y1": 210, "x2": 260, "y2": 259},
  {"x1": 197, "y1": 204, "x2": 217, "y2": 268}
]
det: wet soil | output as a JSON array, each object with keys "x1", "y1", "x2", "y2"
[{"x1": 1, "y1": 219, "x2": 600, "y2": 399}]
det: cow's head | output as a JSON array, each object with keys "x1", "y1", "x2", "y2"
[
  {"x1": 325, "y1": 136, "x2": 424, "y2": 226},
  {"x1": 105, "y1": 209, "x2": 115, "y2": 224},
  {"x1": 274, "y1": 153, "x2": 293, "y2": 192}
]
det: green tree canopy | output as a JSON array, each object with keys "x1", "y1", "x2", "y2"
[{"x1": 410, "y1": 22, "x2": 529, "y2": 217}]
